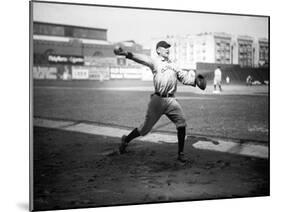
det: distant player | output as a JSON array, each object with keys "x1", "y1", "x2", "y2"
[
  {"x1": 113, "y1": 41, "x2": 206, "y2": 163},
  {"x1": 246, "y1": 75, "x2": 253, "y2": 86},
  {"x1": 226, "y1": 76, "x2": 230, "y2": 84},
  {"x1": 213, "y1": 66, "x2": 222, "y2": 92}
]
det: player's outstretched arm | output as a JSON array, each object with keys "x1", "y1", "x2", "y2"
[
  {"x1": 113, "y1": 46, "x2": 154, "y2": 70},
  {"x1": 177, "y1": 69, "x2": 196, "y2": 86},
  {"x1": 177, "y1": 69, "x2": 206, "y2": 90}
]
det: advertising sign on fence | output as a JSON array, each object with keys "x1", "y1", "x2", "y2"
[
  {"x1": 72, "y1": 67, "x2": 89, "y2": 79},
  {"x1": 110, "y1": 73, "x2": 123, "y2": 79},
  {"x1": 89, "y1": 67, "x2": 110, "y2": 81},
  {"x1": 33, "y1": 66, "x2": 57, "y2": 79},
  {"x1": 48, "y1": 54, "x2": 84, "y2": 65},
  {"x1": 120, "y1": 68, "x2": 142, "y2": 79},
  {"x1": 123, "y1": 73, "x2": 142, "y2": 79},
  {"x1": 109, "y1": 67, "x2": 143, "y2": 79},
  {"x1": 110, "y1": 67, "x2": 121, "y2": 74},
  {"x1": 110, "y1": 67, "x2": 122, "y2": 79}
]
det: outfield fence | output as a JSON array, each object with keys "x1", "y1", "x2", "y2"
[
  {"x1": 32, "y1": 65, "x2": 153, "y2": 81},
  {"x1": 33, "y1": 63, "x2": 269, "y2": 84},
  {"x1": 197, "y1": 62, "x2": 269, "y2": 84}
]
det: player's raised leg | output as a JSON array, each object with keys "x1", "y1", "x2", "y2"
[{"x1": 119, "y1": 94, "x2": 164, "y2": 154}]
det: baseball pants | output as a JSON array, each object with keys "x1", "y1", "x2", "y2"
[{"x1": 138, "y1": 94, "x2": 186, "y2": 136}]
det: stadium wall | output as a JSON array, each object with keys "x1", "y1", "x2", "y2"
[
  {"x1": 32, "y1": 65, "x2": 150, "y2": 81},
  {"x1": 197, "y1": 62, "x2": 269, "y2": 84},
  {"x1": 33, "y1": 63, "x2": 269, "y2": 84}
]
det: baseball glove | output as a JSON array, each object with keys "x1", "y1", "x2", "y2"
[{"x1": 195, "y1": 74, "x2": 207, "y2": 90}]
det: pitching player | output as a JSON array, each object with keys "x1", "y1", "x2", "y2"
[
  {"x1": 114, "y1": 41, "x2": 206, "y2": 163},
  {"x1": 213, "y1": 66, "x2": 222, "y2": 92}
]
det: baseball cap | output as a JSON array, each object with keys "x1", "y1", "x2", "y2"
[{"x1": 156, "y1": 40, "x2": 171, "y2": 49}]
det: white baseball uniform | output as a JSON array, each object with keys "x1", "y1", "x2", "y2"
[
  {"x1": 214, "y1": 68, "x2": 222, "y2": 86},
  {"x1": 128, "y1": 53, "x2": 196, "y2": 136}
]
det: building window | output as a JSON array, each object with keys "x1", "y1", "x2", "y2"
[{"x1": 64, "y1": 27, "x2": 73, "y2": 37}]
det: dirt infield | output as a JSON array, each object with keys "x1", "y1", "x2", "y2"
[{"x1": 33, "y1": 126, "x2": 269, "y2": 211}]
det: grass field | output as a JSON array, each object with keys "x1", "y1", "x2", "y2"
[
  {"x1": 32, "y1": 79, "x2": 269, "y2": 210},
  {"x1": 33, "y1": 79, "x2": 269, "y2": 142}
]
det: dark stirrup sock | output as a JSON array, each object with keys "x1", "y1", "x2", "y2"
[
  {"x1": 125, "y1": 128, "x2": 140, "y2": 144},
  {"x1": 177, "y1": 126, "x2": 186, "y2": 154}
]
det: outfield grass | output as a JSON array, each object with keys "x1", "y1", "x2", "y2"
[{"x1": 33, "y1": 80, "x2": 269, "y2": 142}]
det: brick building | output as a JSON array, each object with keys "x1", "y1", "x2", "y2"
[{"x1": 33, "y1": 22, "x2": 149, "y2": 67}]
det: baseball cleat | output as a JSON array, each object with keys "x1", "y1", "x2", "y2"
[
  {"x1": 119, "y1": 135, "x2": 128, "y2": 154},
  {"x1": 177, "y1": 152, "x2": 187, "y2": 163}
]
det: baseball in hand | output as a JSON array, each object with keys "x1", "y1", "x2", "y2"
[{"x1": 113, "y1": 46, "x2": 124, "y2": 55}]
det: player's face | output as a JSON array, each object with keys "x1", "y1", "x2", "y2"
[{"x1": 157, "y1": 47, "x2": 170, "y2": 59}]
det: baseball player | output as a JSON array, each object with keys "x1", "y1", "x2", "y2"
[
  {"x1": 114, "y1": 41, "x2": 206, "y2": 163},
  {"x1": 246, "y1": 75, "x2": 253, "y2": 86},
  {"x1": 213, "y1": 66, "x2": 222, "y2": 92}
]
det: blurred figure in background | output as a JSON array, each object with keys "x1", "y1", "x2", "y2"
[
  {"x1": 226, "y1": 76, "x2": 230, "y2": 84},
  {"x1": 213, "y1": 66, "x2": 222, "y2": 92},
  {"x1": 246, "y1": 75, "x2": 253, "y2": 86}
]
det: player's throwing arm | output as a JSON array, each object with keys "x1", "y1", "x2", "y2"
[{"x1": 113, "y1": 45, "x2": 206, "y2": 90}]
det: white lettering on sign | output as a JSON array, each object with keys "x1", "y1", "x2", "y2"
[
  {"x1": 48, "y1": 55, "x2": 68, "y2": 63},
  {"x1": 69, "y1": 56, "x2": 84, "y2": 64},
  {"x1": 48, "y1": 55, "x2": 84, "y2": 64},
  {"x1": 33, "y1": 66, "x2": 57, "y2": 79},
  {"x1": 72, "y1": 67, "x2": 89, "y2": 79}
]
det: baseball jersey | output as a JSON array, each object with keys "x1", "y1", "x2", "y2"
[
  {"x1": 214, "y1": 68, "x2": 222, "y2": 80},
  {"x1": 129, "y1": 53, "x2": 195, "y2": 95}
]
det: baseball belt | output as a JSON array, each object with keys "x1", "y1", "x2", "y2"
[{"x1": 154, "y1": 92, "x2": 175, "y2": 98}]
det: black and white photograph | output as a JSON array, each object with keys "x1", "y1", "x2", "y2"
[{"x1": 30, "y1": 0, "x2": 269, "y2": 211}]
